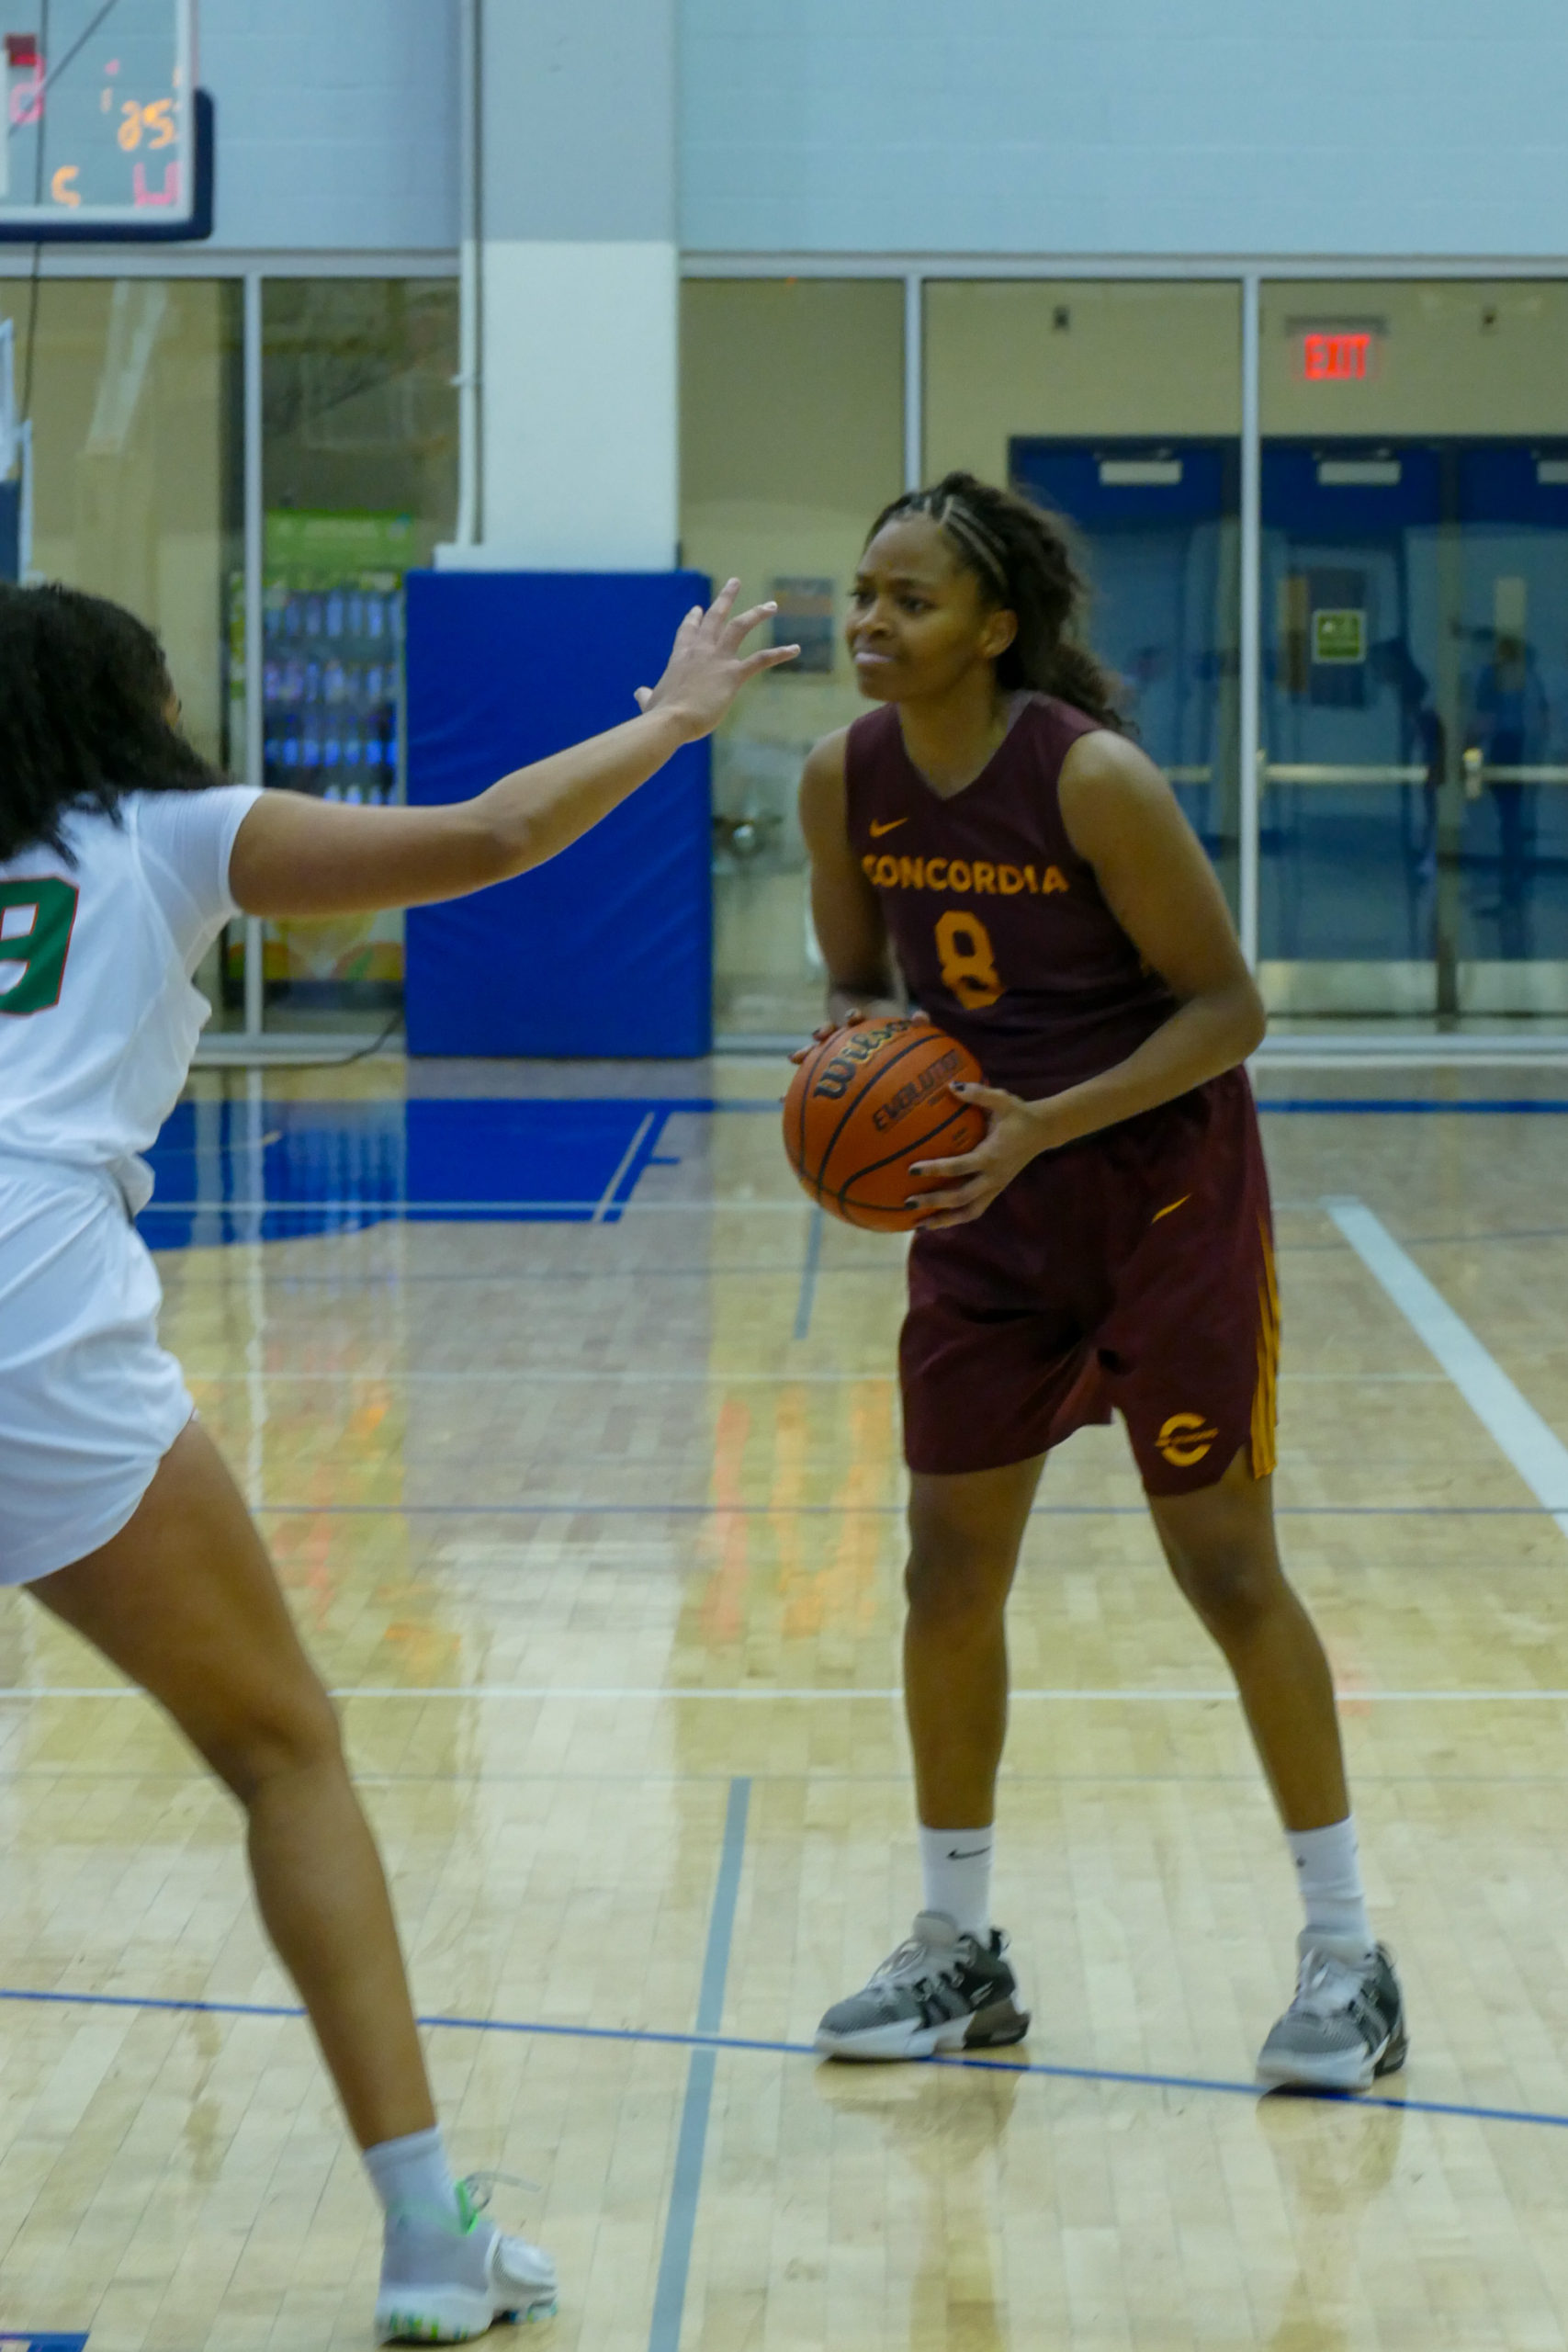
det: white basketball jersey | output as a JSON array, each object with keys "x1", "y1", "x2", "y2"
[{"x1": 0, "y1": 786, "x2": 261, "y2": 1210}]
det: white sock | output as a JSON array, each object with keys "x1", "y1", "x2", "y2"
[
  {"x1": 919, "y1": 1823, "x2": 994, "y2": 1940},
  {"x1": 1287, "y1": 1817, "x2": 1373, "y2": 1957},
  {"x1": 365, "y1": 2125, "x2": 462, "y2": 2229}
]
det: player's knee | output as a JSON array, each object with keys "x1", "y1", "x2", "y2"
[
  {"x1": 904, "y1": 1534, "x2": 1011, "y2": 1632},
  {"x1": 1168, "y1": 1537, "x2": 1282, "y2": 1641},
  {"x1": 196, "y1": 1668, "x2": 344, "y2": 1806}
]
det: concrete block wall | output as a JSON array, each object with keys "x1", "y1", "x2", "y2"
[
  {"x1": 198, "y1": 0, "x2": 457, "y2": 251},
  {"x1": 190, "y1": 0, "x2": 1568, "y2": 261},
  {"x1": 680, "y1": 0, "x2": 1568, "y2": 257}
]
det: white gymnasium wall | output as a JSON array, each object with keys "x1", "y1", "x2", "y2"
[
  {"x1": 194, "y1": 4, "x2": 1568, "y2": 265},
  {"x1": 473, "y1": 0, "x2": 679, "y2": 567},
  {"x1": 680, "y1": 0, "x2": 1568, "y2": 259},
  {"x1": 198, "y1": 0, "x2": 458, "y2": 252},
  {"x1": 479, "y1": 242, "x2": 679, "y2": 568}
]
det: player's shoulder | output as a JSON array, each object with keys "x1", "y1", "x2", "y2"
[
  {"x1": 799, "y1": 729, "x2": 851, "y2": 839},
  {"x1": 1057, "y1": 725, "x2": 1183, "y2": 862},
  {"x1": 803, "y1": 725, "x2": 851, "y2": 782},
  {"x1": 1058, "y1": 722, "x2": 1169, "y2": 804}
]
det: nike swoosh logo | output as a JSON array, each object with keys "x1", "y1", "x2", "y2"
[
  {"x1": 1151, "y1": 1193, "x2": 1191, "y2": 1223},
  {"x1": 869, "y1": 818, "x2": 907, "y2": 838},
  {"x1": 947, "y1": 1846, "x2": 990, "y2": 1860}
]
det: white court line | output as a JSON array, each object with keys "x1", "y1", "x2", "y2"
[
  {"x1": 6, "y1": 1684, "x2": 1568, "y2": 1704},
  {"x1": 1324, "y1": 1196, "x2": 1568, "y2": 1542}
]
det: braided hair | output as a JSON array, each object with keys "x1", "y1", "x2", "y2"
[
  {"x1": 0, "y1": 582, "x2": 219, "y2": 863},
  {"x1": 865, "y1": 470, "x2": 1125, "y2": 731}
]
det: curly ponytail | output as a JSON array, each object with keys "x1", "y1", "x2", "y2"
[
  {"x1": 0, "y1": 582, "x2": 218, "y2": 861},
  {"x1": 865, "y1": 470, "x2": 1126, "y2": 732}
]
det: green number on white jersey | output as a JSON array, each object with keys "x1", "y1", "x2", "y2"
[{"x1": 0, "y1": 877, "x2": 81, "y2": 1014}]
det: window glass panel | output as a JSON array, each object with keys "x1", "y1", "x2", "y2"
[
  {"x1": 258, "y1": 277, "x2": 457, "y2": 1034},
  {"x1": 1259, "y1": 281, "x2": 1568, "y2": 1019},
  {"x1": 925, "y1": 282, "x2": 1243, "y2": 912},
  {"x1": 0, "y1": 277, "x2": 243, "y2": 1023},
  {"x1": 681, "y1": 279, "x2": 905, "y2": 1040}
]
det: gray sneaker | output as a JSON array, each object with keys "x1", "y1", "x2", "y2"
[
  {"x1": 815, "y1": 1910, "x2": 1030, "y2": 2062},
  {"x1": 375, "y1": 2175, "x2": 558, "y2": 2343},
  {"x1": 1257, "y1": 1937, "x2": 1407, "y2": 2093}
]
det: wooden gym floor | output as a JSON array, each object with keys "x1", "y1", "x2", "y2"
[{"x1": 3, "y1": 1057, "x2": 1568, "y2": 2349}]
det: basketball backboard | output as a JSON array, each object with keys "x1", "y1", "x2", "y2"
[{"x1": 0, "y1": 0, "x2": 211, "y2": 240}]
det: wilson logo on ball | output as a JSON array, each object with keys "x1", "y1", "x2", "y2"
[{"x1": 784, "y1": 1019, "x2": 987, "y2": 1233}]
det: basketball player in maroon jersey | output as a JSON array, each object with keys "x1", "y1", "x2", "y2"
[{"x1": 800, "y1": 474, "x2": 1405, "y2": 2090}]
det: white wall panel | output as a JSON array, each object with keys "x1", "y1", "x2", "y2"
[
  {"x1": 199, "y1": 0, "x2": 457, "y2": 252},
  {"x1": 479, "y1": 241, "x2": 679, "y2": 569},
  {"x1": 680, "y1": 0, "x2": 1568, "y2": 258}
]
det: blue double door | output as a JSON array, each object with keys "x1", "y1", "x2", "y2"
[
  {"x1": 1011, "y1": 440, "x2": 1242, "y2": 913},
  {"x1": 1013, "y1": 436, "x2": 1568, "y2": 1015}
]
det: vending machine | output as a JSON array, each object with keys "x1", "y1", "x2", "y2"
[{"x1": 225, "y1": 511, "x2": 414, "y2": 1013}]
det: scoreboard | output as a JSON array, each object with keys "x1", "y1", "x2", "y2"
[{"x1": 0, "y1": 0, "x2": 210, "y2": 240}]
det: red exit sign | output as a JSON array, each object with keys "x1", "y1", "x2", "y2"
[{"x1": 1293, "y1": 322, "x2": 1384, "y2": 382}]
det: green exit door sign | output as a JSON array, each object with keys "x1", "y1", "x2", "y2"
[{"x1": 1313, "y1": 608, "x2": 1366, "y2": 663}]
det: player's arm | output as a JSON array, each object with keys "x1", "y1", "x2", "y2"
[
  {"x1": 910, "y1": 733, "x2": 1265, "y2": 1227},
  {"x1": 1042, "y1": 729, "x2": 1267, "y2": 1138},
  {"x1": 797, "y1": 730, "x2": 902, "y2": 1026},
  {"x1": 229, "y1": 582, "x2": 796, "y2": 920}
]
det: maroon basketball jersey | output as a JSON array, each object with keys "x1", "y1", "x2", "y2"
[{"x1": 843, "y1": 695, "x2": 1178, "y2": 1095}]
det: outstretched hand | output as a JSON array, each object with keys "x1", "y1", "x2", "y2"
[{"x1": 635, "y1": 579, "x2": 798, "y2": 739}]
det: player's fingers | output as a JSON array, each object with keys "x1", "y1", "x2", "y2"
[
  {"x1": 907, "y1": 1149, "x2": 984, "y2": 1180},
  {"x1": 907, "y1": 1178, "x2": 986, "y2": 1213},
  {"x1": 952, "y1": 1081, "x2": 1019, "y2": 1114},
  {"x1": 724, "y1": 598, "x2": 778, "y2": 647},
  {"x1": 702, "y1": 578, "x2": 741, "y2": 638},
  {"x1": 916, "y1": 1201, "x2": 988, "y2": 1229},
  {"x1": 790, "y1": 1022, "x2": 840, "y2": 1062},
  {"x1": 738, "y1": 644, "x2": 800, "y2": 679}
]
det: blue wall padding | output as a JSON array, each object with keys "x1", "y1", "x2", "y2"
[{"x1": 403, "y1": 570, "x2": 713, "y2": 1057}]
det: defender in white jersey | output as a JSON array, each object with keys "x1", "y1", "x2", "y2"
[{"x1": 0, "y1": 579, "x2": 797, "y2": 2343}]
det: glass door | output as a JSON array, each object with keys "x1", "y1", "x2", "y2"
[
  {"x1": 1258, "y1": 444, "x2": 1450, "y2": 1014},
  {"x1": 1456, "y1": 446, "x2": 1568, "y2": 1014},
  {"x1": 1010, "y1": 437, "x2": 1240, "y2": 910}
]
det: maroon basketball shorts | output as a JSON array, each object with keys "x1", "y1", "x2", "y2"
[{"x1": 900, "y1": 1069, "x2": 1278, "y2": 1495}]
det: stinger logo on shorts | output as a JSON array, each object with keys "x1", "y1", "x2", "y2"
[{"x1": 1156, "y1": 1411, "x2": 1220, "y2": 1467}]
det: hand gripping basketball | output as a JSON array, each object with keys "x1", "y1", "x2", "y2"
[{"x1": 782, "y1": 1018, "x2": 989, "y2": 1231}]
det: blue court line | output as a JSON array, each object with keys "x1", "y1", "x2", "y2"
[
  {"x1": 1258, "y1": 1099, "x2": 1568, "y2": 1114},
  {"x1": 574, "y1": 1099, "x2": 1568, "y2": 1118},
  {"x1": 1, "y1": 1980, "x2": 1565, "y2": 2140},
  {"x1": 0, "y1": 2337, "x2": 88, "y2": 2349},
  {"x1": 791, "y1": 1205, "x2": 825, "y2": 1341},
  {"x1": 251, "y1": 1500, "x2": 1568, "y2": 1520},
  {"x1": 614, "y1": 1097, "x2": 1568, "y2": 1118},
  {"x1": 647, "y1": 1777, "x2": 750, "y2": 2352}
]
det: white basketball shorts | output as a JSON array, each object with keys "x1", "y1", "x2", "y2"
[{"x1": 0, "y1": 1157, "x2": 193, "y2": 1585}]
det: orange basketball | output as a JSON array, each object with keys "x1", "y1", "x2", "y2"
[{"x1": 783, "y1": 1018, "x2": 988, "y2": 1232}]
